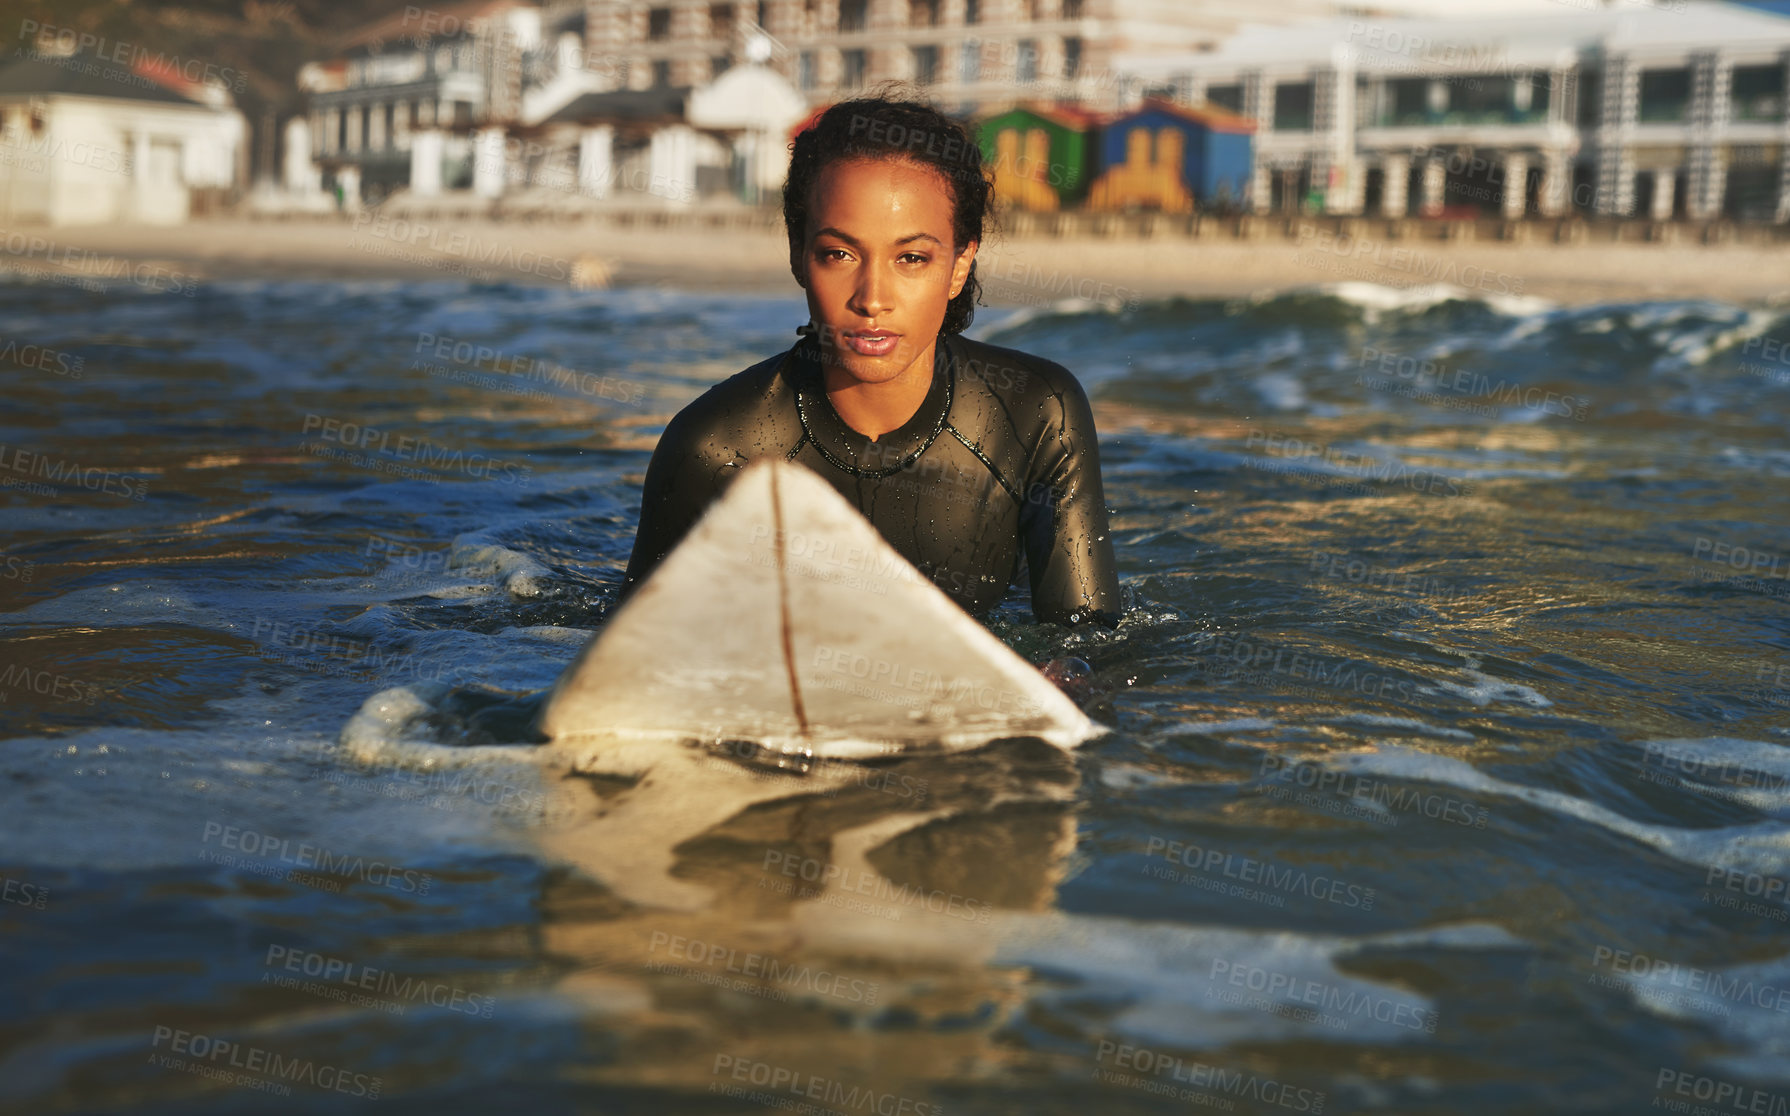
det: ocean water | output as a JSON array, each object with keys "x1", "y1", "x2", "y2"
[{"x1": 2, "y1": 277, "x2": 1788, "y2": 1115}]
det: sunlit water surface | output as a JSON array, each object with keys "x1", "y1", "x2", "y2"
[{"x1": 2, "y1": 278, "x2": 1788, "y2": 1115}]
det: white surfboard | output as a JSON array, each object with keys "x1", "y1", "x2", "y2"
[{"x1": 536, "y1": 458, "x2": 1100, "y2": 761}]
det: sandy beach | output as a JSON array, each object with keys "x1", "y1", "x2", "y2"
[{"x1": 5, "y1": 213, "x2": 1788, "y2": 307}]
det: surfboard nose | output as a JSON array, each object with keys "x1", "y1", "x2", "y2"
[{"x1": 537, "y1": 458, "x2": 1100, "y2": 760}]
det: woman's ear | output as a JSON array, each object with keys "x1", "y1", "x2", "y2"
[{"x1": 949, "y1": 239, "x2": 979, "y2": 300}]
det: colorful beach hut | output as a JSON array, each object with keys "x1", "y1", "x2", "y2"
[
  {"x1": 977, "y1": 105, "x2": 1101, "y2": 212},
  {"x1": 1086, "y1": 99, "x2": 1255, "y2": 213}
]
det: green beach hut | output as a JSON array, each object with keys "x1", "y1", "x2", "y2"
[{"x1": 976, "y1": 104, "x2": 1100, "y2": 211}]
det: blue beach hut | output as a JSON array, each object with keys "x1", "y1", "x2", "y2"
[{"x1": 1087, "y1": 98, "x2": 1255, "y2": 212}]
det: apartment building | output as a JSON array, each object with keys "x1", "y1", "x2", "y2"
[
  {"x1": 582, "y1": 0, "x2": 1354, "y2": 113},
  {"x1": 301, "y1": 0, "x2": 1597, "y2": 207},
  {"x1": 299, "y1": 0, "x2": 559, "y2": 203},
  {"x1": 1117, "y1": 2, "x2": 1790, "y2": 221}
]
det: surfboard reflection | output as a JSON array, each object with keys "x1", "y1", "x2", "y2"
[{"x1": 534, "y1": 736, "x2": 1083, "y2": 1101}]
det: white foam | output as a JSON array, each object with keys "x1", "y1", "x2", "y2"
[
  {"x1": 1322, "y1": 743, "x2": 1790, "y2": 882},
  {"x1": 1655, "y1": 307, "x2": 1780, "y2": 371},
  {"x1": 990, "y1": 913, "x2": 1520, "y2": 1049},
  {"x1": 447, "y1": 537, "x2": 554, "y2": 598},
  {"x1": 1600, "y1": 950, "x2": 1790, "y2": 1081},
  {"x1": 1330, "y1": 714, "x2": 1474, "y2": 741},
  {"x1": 1310, "y1": 282, "x2": 1556, "y2": 321},
  {"x1": 1176, "y1": 718, "x2": 1278, "y2": 734},
  {"x1": 1423, "y1": 668, "x2": 1553, "y2": 709},
  {"x1": 1252, "y1": 371, "x2": 1308, "y2": 411},
  {"x1": 1099, "y1": 764, "x2": 1179, "y2": 790},
  {"x1": 1628, "y1": 738, "x2": 1790, "y2": 815}
]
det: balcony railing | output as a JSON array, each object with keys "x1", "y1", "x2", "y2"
[
  {"x1": 1733, "y1": 96, "x2": 1784, "y2": 123},
  {"x1": 1637, "y1": 102, "x2": 1688, "y2": 124},
  {"x1": 1374, "y1": 107, "x2": 1550, "y2": 127}
]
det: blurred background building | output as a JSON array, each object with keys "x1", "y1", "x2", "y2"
[
  {"x1": 289, "y1": 0, "x2": 1789, "y2": 222},
  {"x1": 3, "y1": 0, "x2": 1786, "y2": 222},
  {"x1": 1118, "y1": 3, "x2": 1790, "y2": 221},
  {"x1": 289, "y1": 0, "x2": 1603, "y2": 210},
  {"x1": 0, "y1": 50, "x2": 246, "y2": 225}
]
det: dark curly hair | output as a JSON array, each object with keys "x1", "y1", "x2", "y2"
[{"x1": 783, "y1": 85, "x2": 993, "y2": 335}]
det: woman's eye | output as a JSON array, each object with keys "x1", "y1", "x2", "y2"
[
  {"x1": 899, "y1": 253, "x2": 929, "y2": 265},
  {"x1": 818, "y1": 248, "x2": 851, "y2": 262}
]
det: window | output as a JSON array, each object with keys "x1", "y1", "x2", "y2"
[
  {"x1": 912, "y1": 44, "x2": 938, "y2": 85},
  {"x1": 911, "y1": 0, "x2": 939, "y2": 27},
  {"x1": 1519, "y1": 72, "x2": 1550, "y2": 119},
  {"x1": 1383, "y1": 77, "x2": 1426, "y2": 125},
  {"x1": 1206, "y1": 83, "x2": 1242, "y2": 113},
  {"x1": 965, "y1": 0, "x2": 980, "y2": 23},
  {"x1": 798, "y1": 50, "x2": 816, "y2": 90},
  {"x1": 757, "y1": 1, "x2": 768, "y2": 26},
  {"x1": 710, "y1": 3, "x2": 731, "y2": 37},
  {"x1": 960, "y1": 40, "x2": 981, "y2": 83},
  {"x1": 711, "y1": 53, "x2": 729, "y2": 76},
  {"x1": 1453, "y1": 75, "x2": 1516, "y2": 123},
  {"x1": 1577, "y1": 70, "x2": 1601, "y2": 126},
  {"x1": 1063, "y1": 0, "x2": 1082, "y2": 17},
  {"x1": 1273, "y1": 81, "x2": 1314, "y2": 130},
  {"x1": 840, "y1": 0, "x2": 867, "y2": 31},
  {"x1": 652, "y1": 58, "x2": 670, "y2": 86},
  {"x1": 1732, "y1": 64, "x2": 1785, "y2": 122},
  {"x1": 1063, "y1": 36, "x2": 1081, "y2": 79},
  {"x1": 1016, "y1": 39, "x2": 1037, "y2": 84},
  {"x1": 1638, "y1": 67, "x2": 1689, "y2": 123},
  {"x1": 648, "y1": 7, "x2": 672, "y2": 40},
  {"x1": 842, "y1": 48, "x2": 866, "y2": 88}
]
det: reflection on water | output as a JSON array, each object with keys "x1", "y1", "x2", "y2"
[
  {"x1": 535, "y1": 737, "x2": 1079, "y2": 1109},
  {"x1": 2, "y1": 278, "x2": 1789, "y2": 1114}
]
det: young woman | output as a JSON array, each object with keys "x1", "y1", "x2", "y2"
[{"x1": 623, "y1": 91, "x2": 1120, "y2": 632}]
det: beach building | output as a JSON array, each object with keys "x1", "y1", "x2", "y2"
[
  {"x1": 296, "y1": 0, "x2": 1593, "y2": 210},
  {"x1": 519, "y1": 56, "x2": 806, "y2": 206},
  {"x1": 575, "y1": 0, "x2": 1573, "y2": 117},
  {"x1": 298, "y1": 0, "x2": 556, "y2": 206},
  {"x1": 1084, "y1": 98, "x2": 1254, "y2": 212},
  {"x1": 1114, "y1": 2, "x2": 1790, "y2": 221},
  {"x1": 300, "y1": 0, "x2": 806, "y2": 207},
  {"x1": 977, "y1": 104, "x2": 1100, "y2": 210},
  {"x1": 0, "y1": 52, "x2": 245, "y2": 225}
]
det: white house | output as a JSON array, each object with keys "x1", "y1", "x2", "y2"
[{"x1": 0, "y1": 53, "x2": 245, "y2": 225}]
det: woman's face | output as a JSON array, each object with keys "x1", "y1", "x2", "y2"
[{"x1": 794, "y1": 156, "x2": 978, "y2": 387}]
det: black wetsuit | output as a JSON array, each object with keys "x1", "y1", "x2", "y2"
[{"x1": 623, "y1": 330, "x2": 1121, "y2": 627}]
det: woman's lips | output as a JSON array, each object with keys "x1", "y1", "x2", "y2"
[{"x1": 844, "y1": 330, "x2": 899, "y2": 357}]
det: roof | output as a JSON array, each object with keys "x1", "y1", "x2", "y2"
[
  {"x1": 1111, "y1": 97, "x2": 1255, "y2": 134},
  {"x1": 1116, "y1": 1, "x2": 1790, "y2": 76},
  {"x1": 0, "y1": 53, "x2": 216, "y2": 107},
  {"x1": 980, "y1": 102, "x2": 1108, "y2": 131},
  {"x1": 545, "y1": 85, "x2": 692, "y2": 125},
  {"x1": 340, "y1": 0, "x2": 526, "y2": 50}
]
